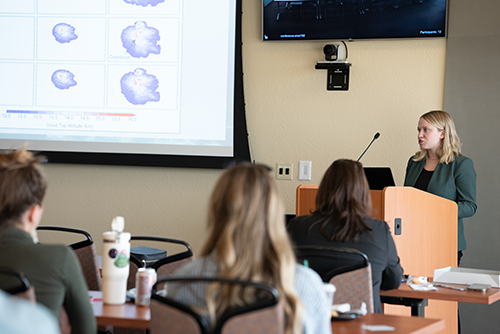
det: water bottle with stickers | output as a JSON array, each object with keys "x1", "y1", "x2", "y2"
[{"x1": 102, "y1": 216, "x2": 131, "y2": 304}]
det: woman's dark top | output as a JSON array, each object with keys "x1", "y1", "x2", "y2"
[
  {"x1": 287, "y1": 215, "x2": 403, "y2": 313},
  {"x1": 414, "y1": 169, "x2": 433, "y2": 191}
]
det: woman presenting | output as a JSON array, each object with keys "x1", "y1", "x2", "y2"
[{"x1": 404, "y1": 110, "x2": 477, "y2": 265}]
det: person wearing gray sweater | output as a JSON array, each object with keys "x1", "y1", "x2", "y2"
[{"x1": 167, "y1": 164, "x2": 332, "y2": 334}]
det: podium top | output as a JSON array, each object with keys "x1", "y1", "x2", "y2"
[{"x1": 364, "y1": 167, "x2": 395, "y2": 190}]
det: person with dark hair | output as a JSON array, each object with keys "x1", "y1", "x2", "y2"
[
  {"x1": 0, "y1": 146, "x2": 96, "y2": 334},
  {"x1": 287, "y1": 159, "x2": 403, "y2": 313}
]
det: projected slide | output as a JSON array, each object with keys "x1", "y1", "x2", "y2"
[{"x1": 0, "y1": 0, "x2": 236, "y2": 157}]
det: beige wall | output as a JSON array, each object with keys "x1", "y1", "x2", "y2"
[
  {"x1": 40, "y1": 0, "x2": 447, "y2": 255},
  {"x1": 443, "y1": 0, "x2": 500, "y2": 332}
]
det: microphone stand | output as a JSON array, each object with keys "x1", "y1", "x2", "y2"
[{"x1": 357, "y1": 133, "x2": 380, "y2": 162}]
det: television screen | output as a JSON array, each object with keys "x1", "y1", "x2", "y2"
[
  {"x1": 263, "y1": 0, "x2": 447, "y2": 41},
  {"x1": 0, "y1": 0, "x2": 250, "y2": 168}
]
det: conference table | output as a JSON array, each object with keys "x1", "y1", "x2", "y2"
[
  {"x1": 331, "y1": 313, "x2": 444, "y2": 334},
  {"x1": 90, "y1": 291, "x2": 444, "y2": 333},
  {"x1": 380, "y1": 279, "x2": 500, "y2": 317},
  {"x1": 90, "y1": 291, "x2": 150, "y2": 329}
]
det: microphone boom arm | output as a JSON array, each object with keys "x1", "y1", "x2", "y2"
[{"x1": 357, "y1": 133, "x2": 380, "y2": 162}]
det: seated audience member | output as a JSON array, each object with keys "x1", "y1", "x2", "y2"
[
  {"x1": 287, "y1": 159, "x2": 403, "y2": 313},
  {"x1": 0, "y1": 289, "x2": 59, "y2": 334},
  {"x1": 171, "y1": 164, "x2": 332, "y2": 334},
  {"x1": 0, "y1": 146, "x2": 96, "y2": 334}
]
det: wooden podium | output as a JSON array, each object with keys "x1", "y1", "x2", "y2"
[{"x1": 296, "y1": 185, "x2": 458, "y2": 334}]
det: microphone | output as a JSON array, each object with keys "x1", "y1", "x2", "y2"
[{"x1": 357, "y1": 133, "x2": 380, "y2": 162}]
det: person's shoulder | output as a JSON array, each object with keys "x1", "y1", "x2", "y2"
[
  {"x1": 174, "y1": 254, "x2": 217, "y2": 277},
  {"x1": 365, "y1": 218, "x2": 388, "y2": 230},
  {"x1": 288, "y1": 214, "x2": 313, "y2": 225},
  {"x1": 294, "y1": 263, "x2": 323, "y2": 284},
  {"x1": 451, "y1": 155, "x2": 475, "y2": 171},
  {"x1": 287, "y1": 214, "x2": 315, "y2": 230},
  {"x1": 406, "y1": 155, "x2": 417, "y2": 163},
  {"x1": 453, "y1": 155, "x2": 473, "y2": 164},
  {"x1": 19, "y1": 241, "x2": 75, "y2": 267},
  {"x1": 36, "y1": 243, "x2": 78, "y2": 262},
  {"x1": 364, "y1": 218, "x2": 393, "y2": 240}
]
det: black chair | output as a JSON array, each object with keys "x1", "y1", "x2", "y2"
[
  {"x1": 127, "y1": 236, "x2": 194, "y2": 290},
  {"x1": 294, "y1": 245, "x2": 374, "y2": 312},
  {"x1": 0, "y1": 266, "x2": 34, "y2": 301},
  {"x1": 37, "y1": 226, "x2": 102, "y2": 291},
  {"x1": 150, "y1": 277, "x2": 283, "y2": 334}
]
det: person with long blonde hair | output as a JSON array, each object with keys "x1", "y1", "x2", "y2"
[
  {"x1": 172, "y1": 164, "x2": 332, "y2": 334},
  {"x1": 404, "y1": 110, "x2": 477, "y2": 265}
]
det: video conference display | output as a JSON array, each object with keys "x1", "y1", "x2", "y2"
[
  {"x1": 263, "y1": 0, "x2": 447, "y2": 41},
  {"x1": 0, "y1": 0, "x2": 242, "y2": 166}
]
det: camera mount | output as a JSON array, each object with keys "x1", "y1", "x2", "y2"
[{"x1": 316, "y1": 61, "x2": 351, "y2": 91}]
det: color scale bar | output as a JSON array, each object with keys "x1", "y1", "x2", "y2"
[{"x1": 7, "y1": 110, "x2": 136, "y2": 117}]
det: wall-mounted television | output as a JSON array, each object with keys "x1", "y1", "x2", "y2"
[
  {"x1": 263, "y1": 0, "x2": 448, "y2": 41},
  {"x1": 0, "y1": 0, "x2": 250, "y2": 168}
]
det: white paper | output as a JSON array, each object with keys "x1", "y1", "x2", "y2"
[
  {"x1": 361, "y1": 325, "x2": 395, "y2": 331},
  {"x1": 408, "y1": 283, "x2": 437, "y2": 291}
]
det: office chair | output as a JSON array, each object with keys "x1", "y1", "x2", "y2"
[
  {"x1": 0, "y1": 266, "x2": 35, "y2": 302},
  {"x1": 126, "y1": 236, "x2": 194, "y2": 290},
  {"x1": 36, "y1": 226, "x2": 102, "y2": 291},
  {"x1": 0, "y1": 266, "x2": 72, "y2": 333},
  {"x1": 150, "y1": 277, "x2": 283, "y2": 334},
  {"x1": 295, "y1": 245, "x2": 374, "y2": 312}
]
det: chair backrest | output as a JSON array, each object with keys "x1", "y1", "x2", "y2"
[
  {"x1": 294, "y1": 245, "x2": 374, "y2": 313},
  {"x1": 127, "y1": 236, "x2": 194, "y2": 290},
  {"x1": 217, "y1": 300, "x2": 284, "y2": 334},
  {"x1": 329, "y1": 263, "x2": 374, "y2": 313},
  {"x1": 151, "y1": 277, "x2": 282, "y2": 334},
  {"x1": 37, "y1": 226, "x2": 102, "y2": 291},
  {"x1": 0, "y1": 266, "x2": 36, "y2": 302}
]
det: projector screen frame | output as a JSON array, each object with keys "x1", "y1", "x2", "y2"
[{"x1": 2, "y1": 0, "x2": 250, "y2": 169}]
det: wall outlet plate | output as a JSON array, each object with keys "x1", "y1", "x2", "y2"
[
  {"x1": 299, "y1": 161, "x2": 312, "y2": 181},
  {"x1": 276, "y1": 162, "x2": 293, "y2": 180}
]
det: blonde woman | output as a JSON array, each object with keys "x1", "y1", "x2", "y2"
[
  {"x1": 404, "y1": 110, "x2": 477, "y2": 266},
  {"x1": 172, "y1": 164, "x2": 332, "y2": 334}
]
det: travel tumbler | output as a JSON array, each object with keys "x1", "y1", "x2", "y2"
[{"x1": 102, "y1": 216, "x2": 131, "y2": 304}]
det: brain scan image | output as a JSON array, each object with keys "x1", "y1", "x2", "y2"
[
  {"x1": 120, "y1": 68, "x2": 160, "y2": 105},
  {"x1": 52, "y1": 23, "x2": 78, "y2": 43},
  {"x1": 51, "y1": 69, "x2": 77, "y2": 90},
  {"x1": 123, "y1": 0, "x2": 165, "y2": 7},
  {"x1": 121, "y1": 21, "x2": 161, "y2": 58}
]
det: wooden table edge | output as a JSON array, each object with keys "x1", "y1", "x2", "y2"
[
  {"x1": 410, "y1": 318, "x2": 446, "y2": 334},
  {"x1": 331, "y1": 313, "x2": 446, "y2": 334},
  {"x1": 380, "y1": 286, "x2": 500, "y2": 304},
  {"x1": 95, "y1": 317, "x2": 150, "y2": 329}
]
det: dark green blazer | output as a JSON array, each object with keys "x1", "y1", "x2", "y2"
[{"x1": 404, "y1": 155, "x2": 477, "y2": 251}]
